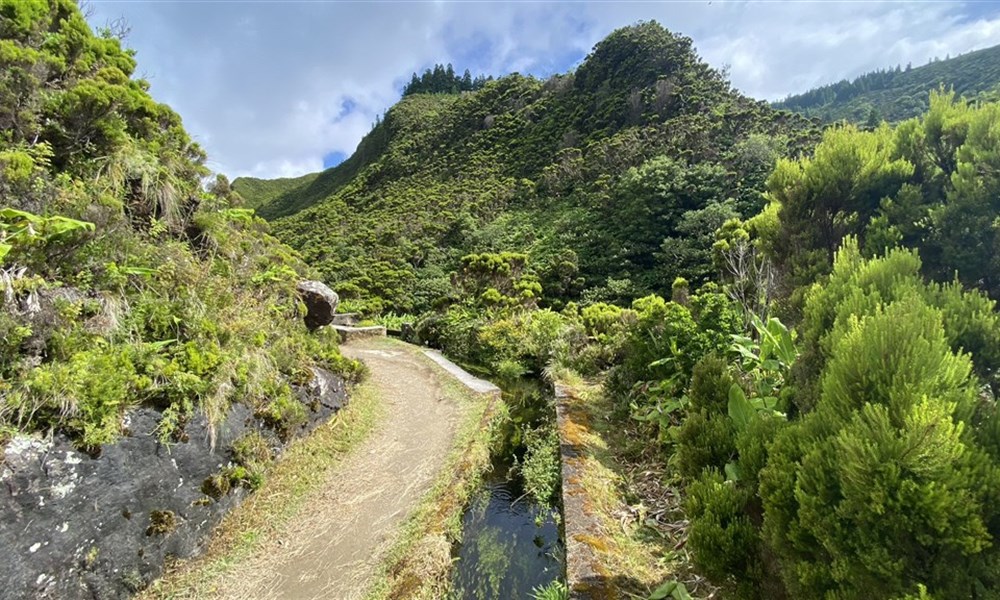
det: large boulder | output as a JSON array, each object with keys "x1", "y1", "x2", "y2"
[{"x1": 296, "y1": 281, "x2": 339, "y2": 330}]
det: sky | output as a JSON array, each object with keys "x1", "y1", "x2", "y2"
[{"x1": 86, "y1": 1, "x2": 1000, "y2": 180}]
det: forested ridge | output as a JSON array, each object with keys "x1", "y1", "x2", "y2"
[
  {"x1": 236, "y1": 22, "x2": 818, "y2": 313},
  {"x1": 240, "y1": 20, "x2": 1000, "y2": 600},
  {"x1": 774, "y1": 42, "x2": 1000, "y2": 123}
]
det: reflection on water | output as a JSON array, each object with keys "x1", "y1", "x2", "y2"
[{"x1": 451, "y1": 472, "x2": 564, "y2": 599}]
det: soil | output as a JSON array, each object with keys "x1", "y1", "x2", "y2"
[{"x1": 203, "y1": 338, "x2": 464, "y2": 600}]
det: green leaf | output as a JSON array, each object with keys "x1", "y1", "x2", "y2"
[
  {"x1": 671, "y1": 583, "x2": 692, "y2": 600},
  {"x1": 724, "y1": 461, "x2": 741, "y2": 482},
  {"x1": 119, "y1": 266, "x2": 157, "y2": 277},
  {"x1": 728, "y1": 383, "x2": 754, "y2": 430},
  {"x1": 145, "y1": 339, "x2": 177, "y2": 351},
  {"x1": 0, "y1": 208, "x2": 43, "y2": 224},
  {"x1": 45, "y1": 215, "x2": 95, "y2": 235},
  {"x1": 649, "y1": 581, "x2": 677, "y2": 600},
  {"x1": 649, "y1": 581, "x2": 692, "y2": 600},
  {"x1": 0, "y1": 243, "x2": 11, "y2": 262}
]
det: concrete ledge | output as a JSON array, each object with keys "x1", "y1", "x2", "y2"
[
  {"x1": 421, "y1": 348, "x2": 501, "y2": 397},
  {"x1": 331, "y1": 313, "x2": 360, "y2": 326},
  {"x1": 555, "y1": 383, "x2": 616, "y2": 600},
  {"x1": 333, "y1": 325, "x2": 386, "y2": 342}
]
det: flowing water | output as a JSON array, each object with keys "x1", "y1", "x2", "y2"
[{"x1": 450, "y1": 378, "x2": 565, "y2": 599}]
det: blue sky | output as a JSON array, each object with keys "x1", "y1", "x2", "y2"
[{"x1": 87, "y1": 1, "x2": 1000, "y2": 180}]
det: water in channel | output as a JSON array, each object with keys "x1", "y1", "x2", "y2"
[{"x1": 450, "y1": 378, "x2": 565, "y2": 599}]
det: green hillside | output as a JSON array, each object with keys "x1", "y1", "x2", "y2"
[
  {"x1": 243, "y1": 22, "x2": 818, "y2": 314},
  {"x1": 774, "y1": 43, "x2": 1000, "y2": 122},
  {"x1": 0, "y1": 0, "x2": 360, "y2": 449},
  {"x1": 232, "y1": 172, "x2": 319, "y2": 210},
  {"x1": 233, "y1": 121, "x2": 387, "y2": 219}
]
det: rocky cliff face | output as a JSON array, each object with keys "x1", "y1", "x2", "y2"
[{"x1": 0, "y1": 368, "x2": 347, "y2": 599}]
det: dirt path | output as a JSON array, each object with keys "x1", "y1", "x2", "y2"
[{"x1": 204, "y1": 338, "x2": 465, "y2": 600}]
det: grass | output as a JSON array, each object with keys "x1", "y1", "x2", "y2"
[
  {"x1": 138, "y1": 378, "x2": 385, "y2": 599},
  {"x1": 557, "y1": 379, "x2": 704, "y2": 598},
  {"x1": 363, "y1": 347, "x2": 508, "y2": 600},
  {"x1": 363, "y1": 311, "x2": 417, "y2": 330}
]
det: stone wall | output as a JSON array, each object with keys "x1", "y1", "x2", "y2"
[{"x1": 554, "y1": 382, "x2": 617, "y2": 600}]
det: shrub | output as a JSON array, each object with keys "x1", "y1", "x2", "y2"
[
  {"x1": 685, "y1": 471, "x2": 766, "y2": 600},
  {"x1": 673, "y1": 411, "x2": 735, "y2": 481},
  {"x1": 15, "y1": 345, "x2": 140, "y2": 447},
  {"x1": 760, "y1": 282, "x2": 1000, "y2": 599}
]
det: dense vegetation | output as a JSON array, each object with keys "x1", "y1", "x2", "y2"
[
  {"x1": 774, "y1": 43, "x2": 1000, "y2": 123},
  {"x1": 243, "y1": 19, "x2": 1000, "y2": 599},
  {"x1": 243, "y1": 21, "x2": 817, "y2": 315},
  {"x1": 0, "y1": 0, "x2": 361, "y2": 457}
]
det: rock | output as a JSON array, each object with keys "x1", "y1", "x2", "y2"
[
  {"x1": 332, "y1": 325, "x2": 386, "y2": 342},
  {"x1": 0, "y1": 407, "x2": 251, "y2": 599},
  {"x1": 0, "y1": 370, "x2": 348, "y2": 599},
  {"x1": 305, "y1": 367, "x2": 347, "y2": 411},
  {"x1": 292, "y1": 367, "x2": 348, "y2": 435},
  {"x1": 331, "y1": 312, "x2": 360, "y2": 327},
  {"x1": 296, "y1": 281, "x2": 339, "y2": 330}
]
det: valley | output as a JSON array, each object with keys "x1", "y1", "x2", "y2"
[{"x1": 5, "y1": 2, "x2": 1000, "y2": 599}]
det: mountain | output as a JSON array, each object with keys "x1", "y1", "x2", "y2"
[
  {"x1": 236, "y1": 21, "x2": 818, "y2": 314},
  {"x1": 774, "y1": 43, "x2": 1000, "y2": 123}
]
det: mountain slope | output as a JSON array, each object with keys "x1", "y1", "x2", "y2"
[
  {"x1": 232, "y1": 172, "x2": 319, "y2": 210},
  {"x1": 241, "y1": 22, "x2": 818, "y2": 314},
  {"x1": 233, "y1": 119, "x2": 389, "y2": 219},
  {"x1": 0, "y1": 0, "x2": 363, "y2": 462},
  {"x1": 774, "y1": 43, "x2": 1000, "y2": 123}
]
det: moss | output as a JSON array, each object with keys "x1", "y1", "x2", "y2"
[
  {"x1": 201, "y1": 473, "x2": 231, "y2": 500},
  {"x1": 122, "y1": 569, "x2": 146, "y2": 592},
  {"x1": 146, "y1": 510, "x2": 178, "y2": 536},
  {"x1": 231, "y1": 431, "x2": 272, "y2": 470}
]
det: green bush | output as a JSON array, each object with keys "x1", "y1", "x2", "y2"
[
  {"x1": 673, "y1": 411, "x2": 735, "y2": 481},
  {"x1": 759, "y1": 256, "x2": 1000, "y2": 599},
  {"x1": 14, "y1": 345, "x2": 140, "y2": 447},
  {"x1": 607, "y1": 290, "x2": 740, "y2": 420},
  {"x1": 518, "y1": 423, "x2": 561, "y2": 506},
  {"x1": 685, "y1": 471, "x2": 766, "y2": 600}
]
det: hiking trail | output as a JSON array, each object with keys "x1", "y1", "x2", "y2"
[{"x1": 203, "y1": 337, "x2": 473, "y2": 599}]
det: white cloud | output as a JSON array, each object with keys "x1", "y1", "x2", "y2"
[{"x1": 87, "y1": 1, "x2": 1000, "y2": 179}]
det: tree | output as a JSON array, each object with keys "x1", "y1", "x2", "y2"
[{"x1": 762, "y1": 123, "x2": 913, "y2": 292}]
